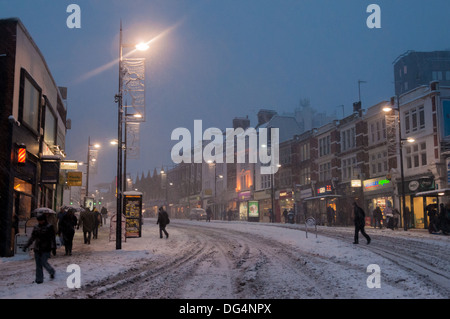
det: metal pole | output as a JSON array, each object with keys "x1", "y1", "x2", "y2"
[
  {"x1": 397, "y1": 95, "x2": 408, "y2": 231},
  {"x1": 116, "y1": 21, "x2": 124, "y2": 249},
  {"x1": 86, "y1": 136, "x2": 90, "y2": 198}
]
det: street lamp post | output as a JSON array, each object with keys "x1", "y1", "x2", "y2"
[
  {"x1": 383, "y1": 96, "x2": 413, "y2": 231},
  {"x1": 115, "y1": 21, "x2": 149, "y2": 249}
]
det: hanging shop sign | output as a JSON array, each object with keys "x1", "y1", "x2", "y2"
[
  {"x1": 67, "y1": 171, "x2": 82, "y2": 187},
  {"x1": 317, "y1": 185, "x2": 332, "y2": 195},
  {"x1": 60, "y1": 161, "x2": 78, "y2": 170},
  {"x1": 41, "y1": 159, "x2": 60, "y2": 184},
  {"x1": 238, "y1": 191, "x2": 252, "y2": 201}
]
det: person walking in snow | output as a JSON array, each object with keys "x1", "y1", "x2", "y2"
[
  {"x1": 78, "y1": 208, "x2": 95, "y2": 244},
  {"x1": 23, "y1": 214, "x2": 56, "y2": 284},
  {"x1": 353, "y1": 202, "x2": 371, "y2": 245},
  {"x1": 92, "y1": 207, "x2": 102, "y2": 239},
  {"x1": 157, "y1": 206, "x2": 169, "y2": 239},
  {"x1": 58, "y1": 208, "x2": 78, "y2": 256}
]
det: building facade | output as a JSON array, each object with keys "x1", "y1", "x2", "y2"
[{"x1": 0, "y1": 18, "x2": 68, "y2": 256}]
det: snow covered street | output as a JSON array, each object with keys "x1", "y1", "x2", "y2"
[{"x1": 1, "y1": 218, "x2": 449, "y2": 299}]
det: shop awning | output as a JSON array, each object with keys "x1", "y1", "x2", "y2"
[
  {"x1": 303, "y1": 195, "x2": 342, "y2": 201},
  {"x1": 415, "y1": 188, "x2": 450, "y2": 197}
]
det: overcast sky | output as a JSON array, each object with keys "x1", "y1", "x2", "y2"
[{"x1": 2, "y1": 0, "x2": 450, "y2": 188}]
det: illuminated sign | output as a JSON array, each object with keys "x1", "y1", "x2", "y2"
[
  {"x1": 317, "y1": 185, "x2": 332, "y2": 194},
  {"x1": 17, "y1": 145, "x2": 26, "y2": 165},
  {"x1": 351, "y1": 180, "x2": 362, "y2": 187},
  {"x1": 363, "y1": 178, "x2": 391, "y2": 191},
  {"x1": 61, "y1": 161, "x2": 78, "y2": 170}
]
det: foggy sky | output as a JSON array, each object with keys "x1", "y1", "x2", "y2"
[{"x1": 2, "y1": 0, "x2": 450, "y2": 188}]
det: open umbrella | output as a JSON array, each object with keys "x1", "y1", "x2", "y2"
[
  {"x1": 32, "y1": 207, "x2": 57, "y2": 215},
  {"x1": 61, "y1": 204, "x2": 83, "y2": 212}
]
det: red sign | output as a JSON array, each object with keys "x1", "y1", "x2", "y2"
[{"x1": 17, "y1": 146, "x2": 26, "y2": 164}]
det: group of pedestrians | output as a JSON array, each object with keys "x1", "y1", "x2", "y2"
[{"x1": 24, "y1": 206, "x2": 108, "y2": 284}]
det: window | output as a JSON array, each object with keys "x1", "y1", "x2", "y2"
[
  {"x1": 319, "y1": 162, "x2": 331, "y2": 182},
  {"x1": 299, "y1": 143, "x2": 310, "y2": 161},
  {"x1": 404, "y1": 111, "x2": 410, "y2": 134},
  {"x1": 446, "y1": 71, "x2": 450, "y2": 80},
  {"x1": 405, "y1": 142, "x2": 427, "y2": 169},
  {"x1": 432, "y1": 71, "x2": 443, "y2": 81},
  {"x1": 369, "y1": 151, "x2": 388, "y2": 175},
  {"x1": 341, "y1": 127, "x2": 355, "y2": 151},
  {"x1": 419, "y1": 106, "x2": 425, "y2": 129},
  {"x1": 299, "y1": 167, "x2": 310, "y2": 185},
  {"x1": 44, "y1": 105, "x2": 57, "y2": 146},
  {"x1": 319, "y1": 136, "x2": 330, "y2": 157},
  {"x1": 342, "y1": 157, "x2": 356, "y2": 180},
  {"x1": 369, "y1": 119, "x2": 386, "y2": 144},
  {"x1": 20, "y1": 70, "x2": 41, "y2": 134}
]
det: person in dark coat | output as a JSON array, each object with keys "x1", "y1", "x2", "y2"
[
  {"x1": 206, "y1": 206, "x2": 212, "y2": 222},
  {"x1": 353, "y1": 202, "x2": 371, "y2": 245},
  {"x1": 92, "y1": 207, "x2": 102, "y2": 239},
  {"x1": 78, "y1": 208, "x2": 95, "y2": 244},
  {"x1": 373, "y1": 206, "x2": 383, "y2": 229},
  {"x1": 23, "y1": 214, "x2": 56, "y2": 284},
  {"x1": 157, "y1": 206, "x2": 169, "y2": 239},
  {"x1": 58, "y1": 208, "x2": 78, "y2": 255}
]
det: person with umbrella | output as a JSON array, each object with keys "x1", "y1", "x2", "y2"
[{"x1": 23, "y1": 214, "x2": 56, "y2": 284}]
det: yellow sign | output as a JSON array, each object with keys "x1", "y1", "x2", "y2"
[{"x1": 67, "y1": 171, "x2": 82, "y2": 186}]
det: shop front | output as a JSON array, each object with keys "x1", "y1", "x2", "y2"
[
  {"x1": 303, "y1": 184, "x2": 339, "y2": 225},
  {"x1": 363, "y1": 177, "x2": 395, "y2": 227},
  {"x1": 254, "y1": 190, "x2": 272, "y2": 222},
  {"x1": 399, "y1": 176, "x2": 437, "y2": 229},
  {"x1": 238, "y1": 191, "x2": 252, "y2": 220},
  {"x1": 277, "y1": 189, "x2": 294, "y2": 223}
]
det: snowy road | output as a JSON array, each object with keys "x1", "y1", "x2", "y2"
[{"x1": 1, "y1": 218, "x2": 449, "y2": 299}]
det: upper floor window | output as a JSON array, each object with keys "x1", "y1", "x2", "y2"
[
  {"x1": 319, "y1": 135, "x2": 330, "y2": 157},
  {"x1": 341, "y1": 127, "x2": 356, "y2": 151},
  {"x1": 20, "y1": 69, "x2": 41, "y2": 135}
]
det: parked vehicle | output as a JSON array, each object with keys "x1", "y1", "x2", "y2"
[{"x1": 189, "y1": 208, "x2": 207, "y2": 221}]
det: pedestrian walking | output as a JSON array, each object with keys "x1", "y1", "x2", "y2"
[
  {"x1": 58, "y1": 208, "x2": 78, "y2": 256},
  {"x1": 100, "y1": 206, "x2": 108, "y2": 225},
  {"x1": 23, "y1": 214, "x2": 56, "y2": 284},
  {"x1": 206, "y1": 206, "x2": 212, "y2": 222},
  {"x1": 78, "y1": 208, "x2": 95, "y2": 244},
  {"x1": 269, "y1": 208, "x2": 274, "y2": 223},
  {"x1": 157, "y1": 206, "x2": 170, "y2": 239},
  {"x1": 92, "y1": 207, "x2": 102, "y2": 239},
  {"x1": 283, "y1": 209, "x2": 288, "y2": 223},
  {"x1": 352, "y1": 202, "x2": 371, "y2": 245},
  {"x1": 327, "y1": 206, "x2": 335, "y2": 226}
]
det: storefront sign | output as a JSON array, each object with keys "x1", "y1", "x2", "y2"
[
  {"x1": 363, "y1": 178, "x2": 391, "y2": 192},
  {"x1": 41, "y1": 160, "x2": 60, "y2": 184},
  {"x1": 397, "y1": 177, "x2": 435, "y2": 194},
  {"x1": 279, "y1": 190, "x2": 293, "y2": 198},
  {"x1": 317, "y1": 185, "x2": 332, "y2": 194},
  {"x1": 67, "y1": 171, "x2": 82, "y2": 186},
  {"x1": 351, "y1": 180, "x2": 362, "y2": 187},
  {"x1": 61, "y1": 161, "x2": 78, "y2": 170},
  {"x1": 239, "y1": 191, "x2": 252, "y2": 201}
]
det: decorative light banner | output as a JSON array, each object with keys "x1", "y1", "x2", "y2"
[
  {"x1": 126, "y1": 122, "x2": 140, "y2": 159},
  {"x1": 122, "y1": 58, "x2": 145, "y2": 123}
]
